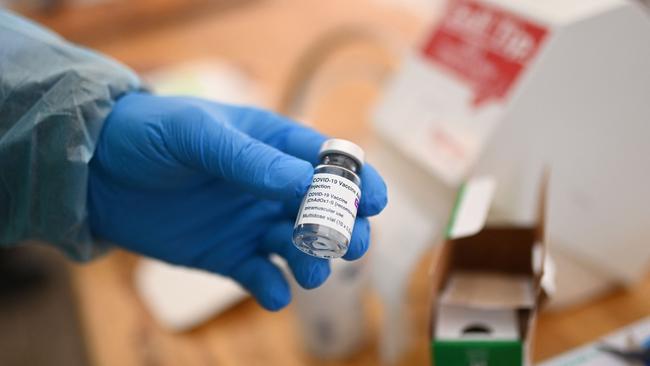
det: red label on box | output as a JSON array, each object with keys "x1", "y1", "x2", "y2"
[{"x1": 422, "y1": 0, "x2": 548, "y2": 106}]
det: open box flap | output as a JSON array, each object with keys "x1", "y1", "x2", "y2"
[
  {"x1": 446, "y1": 176, "x2": 496, "y2": 239},
  {"x1": 443, "y1": 171, "x2": 552, "y2": 300}
]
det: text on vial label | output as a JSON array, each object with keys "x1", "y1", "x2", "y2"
[{"x1": 295, "y1": 173, "x2": 361, "y2": 241}]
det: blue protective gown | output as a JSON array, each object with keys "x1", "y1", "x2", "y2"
[{"x1": 0, "y1": 10, "x2": 141, "y2": 260}]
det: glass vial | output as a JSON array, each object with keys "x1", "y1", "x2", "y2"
[{"x1": 293, "y1": 139, "x2": 364, "y2": 258}]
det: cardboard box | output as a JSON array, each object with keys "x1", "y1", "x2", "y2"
[
  {"x1": 430, "y1": 176, "x2": 548, "y2": 366},
  {"x1": 373, "y1": 0, "x2": 650, "y2": 305}
]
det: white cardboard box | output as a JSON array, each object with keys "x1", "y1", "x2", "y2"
[
  {"x1": 429, "y1": 176, "x2": 549, "y2": 366},
  {"x1": 374, "y1": 0, "x2": 650, "y2": 295}
]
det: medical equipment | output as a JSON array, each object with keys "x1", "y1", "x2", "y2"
[{"x1": 293, "y1": 139, "x2": 364, "y2": 259}]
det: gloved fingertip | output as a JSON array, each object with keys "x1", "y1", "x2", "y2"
[
  {"x1": 301, "y1": 260, "x2": 330, "y2": 289},
  {"x1": 359, "y1": 165, "x2": 388, "y2": 216},
  {"x1": 231, "y1": 256, "x2": 292, "y2": 311},
  {"x1": 258, "y1": 282, "x2": 291, "y2": 311},
  {"x1": 343, "y1": 219, "x2": 371, "y2": 261},
  {"x1": 363, "y1": 190, "x2": 388, "y2": 217},
  {"x1": 266, "y1": 156, "x2": 313, "y2": 199}
]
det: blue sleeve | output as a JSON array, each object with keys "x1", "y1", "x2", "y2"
[{"x1": 0, "y1": 10, "x2": 142, "y2": 260}]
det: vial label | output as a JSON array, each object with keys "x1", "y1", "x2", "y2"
[{"x1": 295, "y1": 173, "x2": 361, "y2": 241}]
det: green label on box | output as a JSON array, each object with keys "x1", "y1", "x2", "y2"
[{"x1": 433, "y1": 340, "x2": 523, "y2": 366}]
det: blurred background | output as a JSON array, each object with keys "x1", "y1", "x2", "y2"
[{"x1": 1, "y1": 0, "x2": 649, "y2": 365}]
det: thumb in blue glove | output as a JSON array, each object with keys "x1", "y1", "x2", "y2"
[{"x1": 89, "y1": 92, "x2": 388, "y2": 311}]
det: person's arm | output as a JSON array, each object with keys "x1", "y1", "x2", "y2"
[
  {"x1": 0, "y1": 10, "x2": 387, "y2": 311},
  {"x1": 0, "y1": 10, "x2": 141, "y2": 260}
]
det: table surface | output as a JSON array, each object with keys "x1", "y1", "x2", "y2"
[{"x1": 35, "y1": 0, "x2": 649, "y2": 364}]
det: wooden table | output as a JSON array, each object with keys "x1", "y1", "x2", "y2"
[
  {"x1": 31, "y1": 0, "x2": 649, "y2": 364},
  {"x1": 70, "y1": 251, "x2": 650, "y2": 366}
]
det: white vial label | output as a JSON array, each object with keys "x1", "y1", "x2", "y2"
[{"x1": 295, "y1": 173, "x2": 361, "y2": 241}]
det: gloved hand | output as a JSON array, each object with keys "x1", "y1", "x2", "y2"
[{"x1": 88, "y1": 92, "x2": 387, "y2": 311}]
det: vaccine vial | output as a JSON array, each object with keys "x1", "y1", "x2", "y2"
[{"x1": 293, "y1": 139, "x2": 364, "y2": 259}]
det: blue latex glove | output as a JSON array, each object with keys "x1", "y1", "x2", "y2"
[{"x1": 88, "y1": 92, "x2": 388, "y2": 311}]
